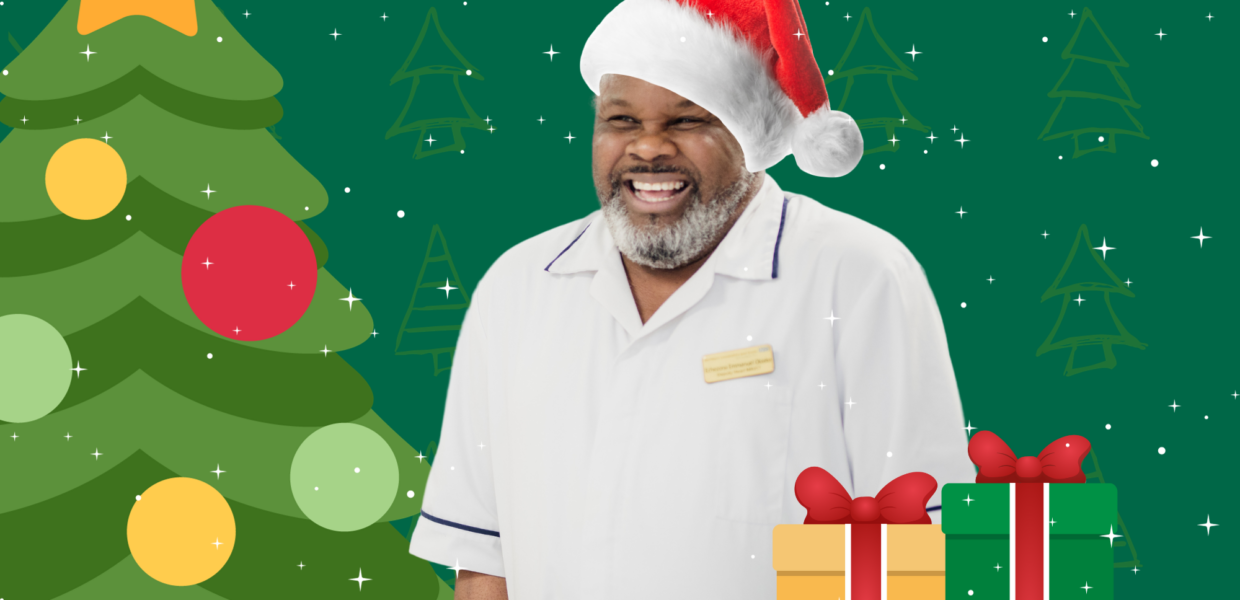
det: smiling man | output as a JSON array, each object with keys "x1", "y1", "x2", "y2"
[{"x1": 409, "y1": 1, "x2": 976, "y2": 599}]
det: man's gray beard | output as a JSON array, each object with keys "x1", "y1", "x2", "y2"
[{"x1": 599, "y1": 171, "x2": 759, "y2": 270}]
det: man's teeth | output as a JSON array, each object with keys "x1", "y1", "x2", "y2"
[{"x1": 632, "y1": 181, "x2": 687, "y2": 191}]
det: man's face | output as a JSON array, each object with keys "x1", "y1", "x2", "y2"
[{"x1": 592, "y1": 74, "x2": 761, "y2": 270}]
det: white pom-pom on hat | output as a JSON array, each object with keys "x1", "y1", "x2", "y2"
[{"x1": 793, "y1": 105, "x2": 864, "y2": 177}]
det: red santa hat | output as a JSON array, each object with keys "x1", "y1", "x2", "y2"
[{"x1": 581, "y1": 0, "x2": 864, "y2": 178}]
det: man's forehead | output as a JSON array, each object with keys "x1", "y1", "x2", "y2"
[{"x1": 599, "y1": 97, "x2": 699, "y2": 109}]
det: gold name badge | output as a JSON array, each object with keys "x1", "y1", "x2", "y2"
[{"x1": 702, "y1": 344, "x2": 775, "y2": 383}]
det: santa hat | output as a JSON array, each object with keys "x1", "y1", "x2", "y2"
[{"x1": 581, "y1": 0, "x2": 864, "y2": 178}]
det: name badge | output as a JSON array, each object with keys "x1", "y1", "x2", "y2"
[{"x1": 702, "y1": 344, "x2": 775, "y2": 383}]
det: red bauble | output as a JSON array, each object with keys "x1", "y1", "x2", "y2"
[{"x1": 181, "y1": 206, "x2": 318, "y2": 341}]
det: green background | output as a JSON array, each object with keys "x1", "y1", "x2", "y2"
[{"x1": 2, "y1": 1, "x2": 1233, "y2": 597}]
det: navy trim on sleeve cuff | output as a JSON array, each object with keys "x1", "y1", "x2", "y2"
[
  {"x1": 420, "y1": 511, "x2": 501, "y2": 538},
  {"x1": 772, "y1": 195, "x2": 789, "y2": 278}
]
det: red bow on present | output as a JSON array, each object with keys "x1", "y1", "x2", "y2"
[
  {"x1": 795, "y1": 467, "x2": 938, "y2": 525},
  {"x1": 968, "y1": 430, "x2": 1091, "y2": 484}
]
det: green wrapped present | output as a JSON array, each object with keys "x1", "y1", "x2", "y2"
[{"x1": 942, "y1": 431, "x2": 1119, "y2": 599}]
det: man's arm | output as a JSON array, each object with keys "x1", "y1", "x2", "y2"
[
  {"x1": 834, "y1": 250, "x2": 977, "y2": 518},
  {"x1": 455, "y1": 570, "x2": 509, "y2": 599}
]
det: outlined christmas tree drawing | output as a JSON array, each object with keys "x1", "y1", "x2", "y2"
[
  {"x1": 0, "y1": 1, "x2": 452, "y2": 598},
  {"x1": 1084, "y1": 449, "x2": 1142, "y2": 570},
  {"x1": 1037, "y1": 224, "x2": 1147, "y2": 376},
  {"x1": 824, "y1": 7, "x2": 928, "y2": 155},
  {"x1": 395, "y1": 225, "x2": 470, "y2": 376},
  {"x1": 386, "y1": 7, "x2": 487, "y2": 159},
  {"x1": 1038, "y1": 7, "x2": 1148, "y2": 158}
]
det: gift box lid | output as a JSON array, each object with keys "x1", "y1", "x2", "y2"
[
  {"x1": 940, "y1": 483, "x2": 1117, "y2": 536},
  {"x1": 772, "y1": 524, "x2": 945, "y2": 572}
]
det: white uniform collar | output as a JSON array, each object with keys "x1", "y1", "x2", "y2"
[{"x1": 544, "y1": 172, "x2": 789, "y2": 281}]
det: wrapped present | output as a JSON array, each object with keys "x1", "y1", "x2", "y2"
[
  {"x1": 772, "y1": 468, "x2": 945, "y2": 600},
  {"x1": 942, "y1": 431, "x2": 1118, "y2": 600}
]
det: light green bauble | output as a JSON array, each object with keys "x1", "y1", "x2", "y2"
[
  {"x1": 290, "y1": 422, "x2": 400, "y2": 531},
  {"x1": 0, "y1": 314, "x2": 73, "y2": 423}
]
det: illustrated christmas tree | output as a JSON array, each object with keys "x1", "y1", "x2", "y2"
[
  {"x1": 386, "y1": 7, "x2": 487, "y2": 159},
  {"x1": 1038, "y1": 7, "x2": 1148, "y2": 158},
  {"x1": 0, "y1": 1, "x2": 451, "y2": 598},
  {"x1": 1036, "y1": 224, "x2": 1147, "y2": 376},
  {"x1": 824, "y1": 7, "x2": 929, "y2": 155},
  {"x1": 395, "y1": 225, "x2": 471, "y2": 377},
  {"x1": 1083, "y1": 449, "x2": 1142, "y2": 570}
]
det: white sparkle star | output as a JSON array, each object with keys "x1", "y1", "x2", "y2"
[
  {"x1": 320, "y1": 345, "x2": 332, "y2": 357},
  {"x1": 1082, "y1": 582, "x2": 1092, "y2": 593},
  {"x1": 956, "y1": 206, "x2": 967, "y2": 218},
  {"x1": 71, "y1": 361, "x2": 88, "y2": 378},
  {"x1": 1042, "y1": 230, "x2": 1050, "y2": 239},
  {"x1": 963, "y1": 494, "x2": 974, "y2": 505},
  {"x1": 1093, "y1": 237, "x2": 1114, "y2": 259},
  {"x1": 65, "y1": 432, "x2": 73, "y2": 440},
  {"x1": 994, "y1": 563, "x2": 1002, "y2": 571},
  {"x1": 330, "y1": 28, "x2": 342, "y2": 40},
  {"x1": 202, "y1": 257, "x2": 214, "y2": 269},
  {"x1": 963, "y1": 421, "x2": 977, "y2": 436},
  {"x1": 10, "y1": 432, "x2": 17, "y2": 442},
  {"x1": 1191, "y1": 227, "x2": 1211, "y2": 247},
  {"x1": 1169, "y1": 400, "x2": 1181, "y2": 412},
  {"x1": 905, "y1": 44, "x2": 921, "y2": 61},
  {"x1": 794, "y1": 30, "x2": 805, "y2": 40},
  {"x1": 212, "y1": 464, "x2": 226, "y2": 479},
  {"x1": 1074, "y1": 294, "x2": 1086, "y2": 306},
  {"x1": 1102, "y1": 525, "x2": 1123, "y2": 547},
  {"x1": 888, "y1": 134, "x2": 900, "y2": 147},
  {"x1": 538, "y1": 115, "x2": 546, "y2": 124},
  {"x1": 845, "y1": 397, "x2": 857, "y2": 409},
  {"x1": 340, "y1": 288, "x2": 362, "y2": 310},
  {"x1": 1155, "y1": 29, "x2": 1167, "y2": 40},
  {"x1": 381, "y1": 13, "x2": 388, "y2": 21},
  {"x1": 951, "y1": 125, "x2": 959, "y2": 133},
  {"x1": 478, "y1": 441, "x2": 487, "y2": 449},
  {"x1": 844, "y1": 13, "x2": 852, "y2": 21},
  {"x1": 438, "y1": 280, "x2": 457, "y2": 297},
  {"x1": 926, "y1": 131, "x2": 937, "y2": 143},
  {"x1": 425, "y1": 134, "x2": 437, "y2": 146},
  {"x1": 955, "y1": 134, "x2": 970, "y2": 148},
  {"x1": 900, "y1": 115, "x2": 908, "y2": 124},
  {"x1": 92, "y1": 448, "x2": 103, "y2": 460},
  {"x1": 213, "y1": 537, "x2": 223, "y2": 549},
  {"x1": 823, "y1": 310, "x2": 841, "y2": 326},
  {"x1": 1207, "y1": 13, "x2": 1214, "y2": 22},
  {"x1": 1199, "y1": 515, "x2": 1219, "y2": 535},
  {"x1": 350, "y1": 569, "x2": 372, "y2": 590},
  {"x1": 416, "y1": 452, "x2": 427, "y2": 462},
  {"x1": 202, "y1": 184, "x2": 215, "y2": 199},
  {"x1": 565, "y1": 131, "x2": 576, "y2": 143},
  {"x1": 544, "y1": 44, "x2": 559, "y2": 61},
  {"x1": 81, "y1": 45, "x2": 97, "y2": 61},
  {"x1": 450, "y1": 559, "x2": 464, "y2": 577},
  {"x1": 100, "y1": 131, "x2": 112, "y2": 143},
  {"x1": 288, "y1": 281, "x2": 296, "y2": 290},
  {"x1": 75, "y1": 115, "x2": 82, "y2": 124},
  {"x1": 986, "y1": 275, "x2": 996, "y2": 284},
  {"x1": 1069, "y1": 10, "x2": 1077, "y2": 18},
  {"x1": 818, "y1": 382, "x2": 826, "y2": 390}
]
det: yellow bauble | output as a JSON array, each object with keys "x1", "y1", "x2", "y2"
[
  {"x1": 45, "y1": 138, "x2": 128, "y2": 220},
  {"x1": 127, "y1": 477, "x2": 236, "y2": 586}
]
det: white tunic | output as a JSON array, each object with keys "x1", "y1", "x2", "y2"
[{"x1": 408, "y1": 173, "x2": 976, "y2": 599}]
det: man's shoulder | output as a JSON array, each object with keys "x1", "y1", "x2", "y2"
[
  {"x1": 482, "y1": 211, "x2": 599, "y2": 283},
  {"x1": 785, "y1": 191, "x2": 923, "y2": 280}
]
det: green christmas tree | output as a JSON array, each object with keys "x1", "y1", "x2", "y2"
[
  {"x1": 395, "y1": 225, "x2": 471, "y2": 376},
  {"x1": 825, "y1": 7, "x2": 929, "y2": 155},
  {"x1": 1038, "y1": 7, "x2": 1148, "y2": 157},
  {"x1": 386, "y1": 7, "x2": 487, "y2": 159},
  {"x1": 0, "y1": 1, "x2": 450, "y2": 598},
  {"x1": 1036, "y1": 224, "x2": 1147, "y2": 376}
]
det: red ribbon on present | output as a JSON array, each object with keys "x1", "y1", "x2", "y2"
[
  {"x1": 967, "y1": 431, "x2": 1091, "y2": 600},
  {"x1": 795, "y1": 468, "x2": 938, "y2": 600}
]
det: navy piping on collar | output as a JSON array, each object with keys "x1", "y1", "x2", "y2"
[
  {"x1": 544, "y1": 222, "x2": 592, "y2": 271},
  {"x1": 420, "y1": 511, "x2": 501, "y2": 537},
  {"x1": 926, "y1": 505, "x2": 942, "y2": 513},
  {"x1": 771, "y1": 195, "x2": 790, "y2": 278}
]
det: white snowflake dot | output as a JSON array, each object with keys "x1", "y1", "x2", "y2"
[
  {"x1": 827, "y1": 69, "x2": 834, "y2": 76},
  {"x1": 397, "y1": 210, "x2": 406, "y2": 218},
  {"x1": 886, "y1": 451, "x2": 893, "y2": 457},
  {"x1": 1042, "y1": 36, "x2": 1048, "y2": 43},
  {"x1": 681, "y1": 36, "x2": 686, "y2": 42},
  {"x1": 880, "y1": 164, "x2": 886, "y2": 170},
  {"x1": 923, "y1": 149, "x2": 928, "y2": 154},
  {"x1": 315, "y1": 486, "x2": 319, "y2": 491},
  {"x1": 460, "y1": 149, "x2": 465, "y2": 153},
  {"x1": 1158, "y1": 447, "x2": 1165, "y2": 455},
  {"x1": 466, "y1": 69, "x2": 472, "y2": 75},
  {"x1": 961, "y1": 302, "x2": 967, "y2": 308},
  {"x1": 751, "y1": 554, "x2": 755, "y2": 559},
  {"x1": 207, "y1": 353, "x2": 213, "y2": 359},
  {"x1": 354, "y1": 467, "x2": 360, "y2": 473},
  {"x1": 1098, "y1": 136, "x2": 1105, "y2": 142},
  {"x1": 136, "y1": 495, "x2": 142, "y2": 501},
  {"x1": 2, "y1": 69, "x2": 8, "y2": 76},
  {"x1": 1205, "y1": 415, "x2": 1209, "y2": 420},
  {"x1": 407, "y1": 490, "x2": 416, "y2": 498},
  {"x1": 126, "y1": 215, "x2": 132, "y2": 221},
  {"x1": 1105, "y1": 424, "x2": 1111, "y2": 430},
  {"x1": 1151, "y1": 159, "x2": 1159, "y2": 167},
  {"x1": 1066, "y1": 443, "x2": 1070, "y2": 447},
  {"x1": 217, "y1": 36, "x2": 223, "y2": 42},
  {"x1": 1058, "y1": 156, "x2": 1063, "y2": 160},
  {"x1": 746, "y1": 335, "x2": 752, "y2": 341},
  {"x1": 969, "y1": 592, "x2": 974, "y2": 597},
  {"x1": 344, "y1": 187, "x2": 351, "y2": 193},
  {"x1": 305, "y1": 206, "x2": 309, "y2": 211}
]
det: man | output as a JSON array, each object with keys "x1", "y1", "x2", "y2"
[{"x1": 409, "y1": 0, "x2": 977, "y2": 598}]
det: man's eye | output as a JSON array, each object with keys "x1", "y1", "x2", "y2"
[{"x1": 608, "y1": 116, "x2": 700, "y2": 124}]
